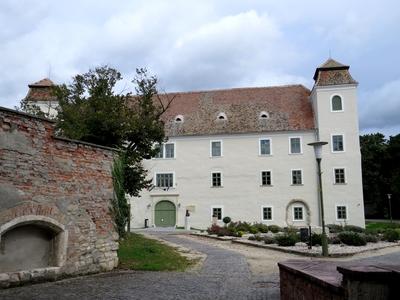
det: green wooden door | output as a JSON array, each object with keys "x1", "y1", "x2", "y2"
[{"x1": 155, "y1": 201, "x2": 176, "y2": 227}]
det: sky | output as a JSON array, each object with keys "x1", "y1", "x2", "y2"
[{"x1": 0, "y1": 0, "x2": 399, "y2": 136}]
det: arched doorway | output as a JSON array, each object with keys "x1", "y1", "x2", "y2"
[{"x1": 154, "y1": 201, "x2": 176, "y2": 227}]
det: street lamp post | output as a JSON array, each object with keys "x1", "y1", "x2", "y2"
[
  {"x1": 387, "y1": 194, "x2": 393, "y2": 223},
  {"x1": 308, "y1": 141, "x2": 329, "y2": 257}
]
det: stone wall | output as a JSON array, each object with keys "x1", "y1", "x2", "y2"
[{"x1": 0, "y1": 107, "x2": 118, "y2": 288}]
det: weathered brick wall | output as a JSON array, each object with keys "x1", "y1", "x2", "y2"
[{"x1": 0, "y1": 107, "x2": 118, "y2": 287}]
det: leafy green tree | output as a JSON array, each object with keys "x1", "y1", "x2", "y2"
[{"x1": 53, "y1": 66, "x2": 173, "y2": 235}]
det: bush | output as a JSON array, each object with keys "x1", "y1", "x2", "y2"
[
  {"x1": 283, "y1": 226, "x2": 299, "y2": 235},
  {"x1": 343, "y1": 225, "x2": 365, "y2": 233},
  {"x1": 326, "y1": 224, "x2": 344, "y2": 233},
  {"x1": 328, "y1": 236, "x2": 341, "y2": 244},
  {"x1": 232, "y1": 221, "x2": 253, "y2": 232},
  {"x1": 253, "y1": 223, "x2": 269, "y2": 233},
  {"x1": 248, "y1": 235, "x2": 256, "y2": 241},
  {"x1": 207, "y1": 224, "x2": 221, "y2": 235},
  {"x1": 249, "y1": 226, "x2": 259, "y2": 234},
  {"x1": 275, "y1": 234, "x2": 298, "y2": 247},
  {"x1": 254, "y1": 234, "x2": 263, "y2": 242},
  {"x1": 383, "y1": 229, "x2": 400, "y2": 242},
  {"x1": 364, "y1": 234, "x2": 378, "y2": 243},
  {"x1": 223, "y1": 216, "x2": 231, "y2": 225},
  {"x1": 338, "y1": 231, "x2": 367, "y2": 246},
  {"x1": 263, "y1": 236, "x2": 276, "y2": 244},
  {"x1": 207, "y1": 224, "x2": 233, "y2": 237},
  {"x1": 268, "y1": 225, "x2": 282, "y2": 233},
  {"x1": 309, "y1": 233, "x2": 322, "y2": 246}
]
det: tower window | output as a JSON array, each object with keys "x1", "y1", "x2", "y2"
[{"x1": 331, "y1": 95, "x2": 343, "y2": 111}]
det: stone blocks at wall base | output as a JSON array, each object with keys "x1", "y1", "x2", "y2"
[{"x1": 0, "y1": 107, "x2": 119, "y2": 288}]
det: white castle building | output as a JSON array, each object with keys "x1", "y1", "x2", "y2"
[
  {"x1": 130, "y1": 58, "x2": 365, "y2": 229},
  {"x1": 24, "y1": 59, "x2": 365, "y2": 230}
]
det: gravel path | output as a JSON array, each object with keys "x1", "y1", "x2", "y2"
[{"x1": 0, "y1": 232, "x2": 280, "y2": 300}]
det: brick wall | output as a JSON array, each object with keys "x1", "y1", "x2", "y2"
[{"x1": 0, "y1": 107, "x2": 118, "y2": 287}]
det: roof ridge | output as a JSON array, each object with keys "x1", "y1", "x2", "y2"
[{"x1": 161, "y1": 84, "x2": 310, "y2": 96}]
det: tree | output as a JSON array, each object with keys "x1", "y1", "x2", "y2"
[{"x1": 53, "y1": 66, "x2": 173, "y2": 235}]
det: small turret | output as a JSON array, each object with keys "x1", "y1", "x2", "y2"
[
  {"x1": 24, "y1": 78, "x2": 57, "y2": 102},
  {"x1": 313, "y1": 58, "x2": 358, "y2": 87}
]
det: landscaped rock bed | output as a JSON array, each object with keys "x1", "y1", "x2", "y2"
[
  {"x1": 233, "y1": 238, "x2": 400, "y2": 257},
  {"x1": 198, "y1": 221, "x2": 400, "y2": 257}
]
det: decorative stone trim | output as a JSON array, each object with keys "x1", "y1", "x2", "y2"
[{"x1": 285, "y1": 199, "x2": 311, "y2": 226}]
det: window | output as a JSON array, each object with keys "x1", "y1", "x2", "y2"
[
  {"x1": 262, "y1": 207, "x2": 273, "y2": 221},
  {"x1": 293, "y1": 206, "x2": 304, "y2": 221},
  {"x1": 291, "y1": 169, "x2": 303, "y2": 185},
  {"x1": 336, "y1": 206, "x2": 347, "y2": 220},
  {"x1": 331, "y1": 95, "x2": 343, "y2": 111},
  {"x1": 261, "y1": 171, "x2": 272, "y2": 186},
  {"x1": 155, "y1": 173, "x2": 174, "y2": 188},
  {"x1": 211, "y1": 141, "x2": 222, "y2": 157},
  {"x1": 332, "y1": 135, "x2": 344, "y2": 152},
  {"x1": 259, "y1": 139, "x2": 271, "y2": 155},
  {"x1": 217, "y1": 112, "x2": 227, "y2": 120},
  {"x1": 155, "y1": 143, "x2": 175, "y2": 159},
  {"x1": 212, "y1": 172, "x2": 222, "y2": 187},
  {"x1": 259, "y1": 111, "x2": 269, "y2": 119},
  {"x1": 334, "y1": 168, "x2": 346, "y2": 184},
  {"x1": 289, "y1": 137, "x2": 302, "y2": 154},
  {"x1": 175, "y1": 115, "x2": 184, "y2": 123},
  {"x1": 212, "y1": 207, "x2": 223, "y2": 220}
]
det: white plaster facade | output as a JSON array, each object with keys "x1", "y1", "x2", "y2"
[{"x1": 129, "y1": 60, "x2": 365, "y2": 229}]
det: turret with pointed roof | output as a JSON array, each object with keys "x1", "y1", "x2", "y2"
[
  {"x1": 313, "y1": 58, "x2": 357, "y2": 87},
  {"x1": 24, "y1": 78, "x2": 57, "y2": 102}
]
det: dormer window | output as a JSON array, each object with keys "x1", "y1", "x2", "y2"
[
  {"x1": 175, "y1": 115, "x2": 184, "y2": 123},
  {"x1": 217, "y1": 112, "x2": 227, "y2": 120},
  {"x1": 259, "y1": 111, "x2": 269, "y2": 119}
]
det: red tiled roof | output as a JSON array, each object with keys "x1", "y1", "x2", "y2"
[
  {"x1": 25, "y1": 78, "x2": 57, "y2": 102},
  {"x1": 313, "y1": 59, "x2": 357, "y2": 86},
  {"x1": 28, "y1": 78, "x2": 55, "y2": 88},
  {"x1": 156, "y1": 85, "x2": 314, "y2": 137}
]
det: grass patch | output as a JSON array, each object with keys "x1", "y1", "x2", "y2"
[
  {"x1": 366, "y1": 222, "x2": 400, "y2": 231},
  {"x1": 118, "y1": 233, "x2": 194, "y2": 271}
]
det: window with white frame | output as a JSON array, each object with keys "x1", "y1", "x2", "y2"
[
  {"x1": 155, "y1": 173, "x2": 174, "y2": 188},
  {"x1": 260, "y1": 139, "x2": 271, "y2": 155},
  {"x1": 293, "y1": 206, "x2": 304, "y2": 220},
  {"x1": 211, "y1": 141, "x2": 222, "y2": 157},
  {"x1": 334, "y1": 168, "x2": 346, "y2": 184},
  {"x1": 155, "y1": 143, "x2": 175, "y2": 159},
  {"x1": 290, "y1": 137, "x2": 302, "y2": 154},
  {"x1": 212, "y1": 207, "x2": 223, "y2": 220},
  {"x1": 291, "y1": 169, "x2": 303, "y2": 185},
  {"x1": 212, "y1": 172, "x2": 222, "y2": 187},
  {"x1": 262, "y1": 207, "x2": 273, "y2": 221},
  {"x1": 332, "y1": 135, "x2": 344, "y2": 152},
  {"x1": 261, "y1": 171, "x2": 272, "y2": 186},
  {"x1": 336, "y1": 206, "x2": 347, "y2": 220},
  {"x1": 331, "y1": 95, "x2": 343, "y2": 111}
]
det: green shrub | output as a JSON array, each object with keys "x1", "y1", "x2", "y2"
[
  {"x1": 364, "y1": 234, "x2": 378, "y2": 243},
  {"x1": 268, "y1": 225, "x2": 282, "y2": 233},
  {"x1": 338, "y1": 231, "x2": 367, "y2": 246},
  {"x1": 328, "y1": 236, "x2": 341, "y2": 244},
  {"x1": 326, "y1": 224, "x2": 343, "y2": 233},
  {"x1": 343, "y1": 225, "x2": 365, "y2": 233},
  {"x1": 249, "y1": 226, "x2": 259, "y2": 234},
  {"x1": 255, "y1": 234, "x2": 264, "y2": 241},
  {"x1": 309, "y1": 233, "x2": 322, "y2": 246},
  {"x1": 263, "y1": 236, "x2": 276, "y2": 244},
  {"x1": 253, "y1": 223, "x2": 269, "y2": 233},
  {"x1": 233, "y1": 221, "x2": 253, "y2": 232},
  {"x1": 275, "y1": 234, "x2": 298, "y2": 247},
  {"x1": 383, "y1": 229, "x2": 400, "y2": 242},
  {"x1": 248, "y1": 235, "x2": 256, "y2": 241},
  {"x1": 283, "y1": 226, "x2": 299, "y2": 235},
  {"x1": 223, "y1": 216, "x2": 231, "y2": 225},
  {"x1": 235, "y1": 231, "x2": 244, "y2": 237}
]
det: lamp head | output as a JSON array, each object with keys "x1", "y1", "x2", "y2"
[{"x1": 307, "y1": 141, "x2": 328, "y2": 159}]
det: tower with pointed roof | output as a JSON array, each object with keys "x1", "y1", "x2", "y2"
[
  {"x1": 23, "y1": 78, "x2": 59, "y2": 117},
  {"x1": 311, "y1": 58, "x2": 365, "y2": 227}
]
